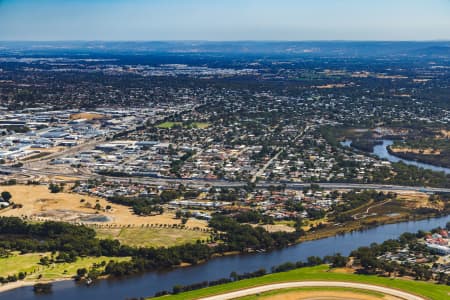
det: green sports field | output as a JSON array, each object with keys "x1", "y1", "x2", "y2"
[{"x1": 159, "y1": 265, "x2": 450, "y2": 300}]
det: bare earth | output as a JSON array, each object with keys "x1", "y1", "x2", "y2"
[
  {"x1": 0, "y1": 185, "x2": 207, "y2": 228},
  {"x1": 258, "y1": 224, "x2": 296, "y2": 233},
  {"x1": 69, "y1": 112, "x2": 106, "y2": 120},
  {"x1": 390, "y1": 147, "x2": 440, "y2": 155},
  {"x1": 264, "y1": 290, "x2": 401, "y2": 300}
]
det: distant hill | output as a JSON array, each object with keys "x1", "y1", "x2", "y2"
[{"x1": 0, "y1": 41, "x2": 449, "y2": 58}]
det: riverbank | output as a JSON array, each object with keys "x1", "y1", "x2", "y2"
[
  {"x1": 0, "y1": 278, "x2": 69, "y2": 294},
  {"x1": 299, "y1": 210, "x2": 448, "y2": 243},
  {"x1": 387, "y1": 145, "x2": 450, "y2": 169},
  {"x1": 2, "y1": 215, "x2": 449, "y2": 300},
  {"x1": 0, "y1": 206, "x2": 446, "y2": 296}
]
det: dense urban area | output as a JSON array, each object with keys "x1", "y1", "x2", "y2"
[{"x1": 0, "y1": 41, "x2": 449, "y2": 299}]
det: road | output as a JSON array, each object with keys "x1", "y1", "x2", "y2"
[
  {"x1": 251, "y1": 125, "x2": 310, "y2": 183},
  {"x1": 251, "y1": 148, "x2": 283, "y2": 183},
  {"x1": 2, "y1": 165, "x2": 450, "y2": 194},
  {"x1": 198, "y1": 281, "x2": 426, "y2": 300}
]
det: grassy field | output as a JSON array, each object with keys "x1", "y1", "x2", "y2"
[
  {"x1": 237, "y1": 287, "x2": 385, "y2": 299},
  {"x1": 95, "y1": 227, "x2": 210, "y2": 248},
  {"x1": 159, "y1": 265, "x2": 450, "y2": 300},
  {"x1": 0, "y1": 252, "x2": 130, "y2": 281},
  {"x1": 156, "y1": 121, "x2": 182, "y2": 129},
  {"x1": 156, "y1": 121, "x2": 210, "y2": 129}
]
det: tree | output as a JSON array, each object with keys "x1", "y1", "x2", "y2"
[
  {"x1": 229, "y1": 271, "x2": 238, "y2": 281},
  {"x1": 1, "y1": 191, "x2": 12, "y2": 203},
  {"x1": 76, "y1": 268, "x2": 87, "y2": 278},
  {"x1": 48, "y1": 183, "x2": 62, "y2": 193}
]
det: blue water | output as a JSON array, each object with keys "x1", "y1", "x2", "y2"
[
  {"x1": 373, "y1": 140, "x2": 450, "y2": 174},
  {"x1": 1, "y1": 215, "x2": 449, "y2": 300},
  {"x1": 342, "y1": 139, "x2": 450, "y2": 174}
]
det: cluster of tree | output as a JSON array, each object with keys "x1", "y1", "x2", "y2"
[
  {"x1": 170, "y1": 150, "x2": 194, "y2": 177},
  {"x1": 332, "y1": 190, "x2": 396, "y2": 222},
  {"x1": 106, "y1": 190, "x2": 180, "y2": 216},
  {"x1": 233, "y1": 211, "x2": 274, "y2": 224},
  {"x1": 0, "y1": 191, "x2": 12, "y2": 209},
  {"x1": 387, "y1": 162, "x2": 450, "y2": 188},
  {"x1": 48, "y1": 182, "x2": 64, "y2": 193},
  {"x1": 75, "y1": 261, "x2": 106, "y2": 281},
  {"x1": 271, "y1": 254, "x2": 347, "y2": 274},
  {"x1": 390, "y1": 138, "x2": 450, "y2": 168},
  {"x1": 0, "y1": 217, "x2": 132, "y2": 257},
  {"x1": 104, "y1": 243, "x2": 212, "y2": 277},
  {"x1": 284, "y1": 199, "x2": 304, "y2": 213},
  {"x1": 175, "y1": 210, "x2": 191, "y2": 224},
  {"x1": 209, "y1": 215, "x2": 303, "y2": 252},
  {"x1": 33, "y1": 283, "x2": 52, "y2": 294},
  {"x1": 306, "y1": 208, "x2": 326, "y2": 220},
  {"x1": 108, "y1": 195, "x2": 164, "y2": 216},
  {"x1": 215, "y1": 189, "x2": 239, "y2": 202},
  {"x1": 0, "y1": 272, "x2": 26, "y2": 284},
  {"x1": 0, "y1": 216, "x2": 303, "y2": 282},
  {"x1": 0, "y1": 191, "x2": 12, "y2": 202}
]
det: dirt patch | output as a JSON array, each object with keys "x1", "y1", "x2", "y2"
[
  {"x1": 258, "y1": 224, "x2": 296, "y2": 233},
  {"x1": 69, "y1": 112, "x2": 107, "y2": 120},
  {"x1": 390, "y1": 147, "x2": 440, "y2": 155},
  {"x1": 262, "y1": 290, "x2": 401, "y2": 300},
  {"x1": 0, "y1": 185, "x2": 207, "y2": 229},
  {"x1": 439, "y1": 130, "x2": 450, "y2": 139}
]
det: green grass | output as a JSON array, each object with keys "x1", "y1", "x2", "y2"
[
  {"x1": 95, "y1": 227, "x2": 210, "y2": 248},
  {"x1": 237, "y1": 287, "x2": 385, "y2": 299},
  {"x1": 155, "y1": 121, "x2": 210, "y2": 129},
  {"x1": 159, "y1": 265, "x2": 450, "y2": 300},
  {"x1": 0, "y1": 252, "x2": 130, "y2": 281},
  {"x1": 156, "y1": 121, "x2": 182, "y2": 129},
  {"x1": 191, "y1": 122, "x2": 210, "y2": 129}
]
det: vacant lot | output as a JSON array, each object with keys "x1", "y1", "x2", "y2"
[
  {"x1": 96, "y1": 227, "x2": 210, "y2": 248},
  {"x1": 69, "y1": 112, "x2": 106, "y2": 120},
  {"x1": 0, "y1": 185, "x2": 208, "y2": 229}
]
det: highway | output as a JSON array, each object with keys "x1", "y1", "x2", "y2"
[
  {"x1": 198, "y1": 281, "x2": 426, "y2": 300},
  {"x1": 2, "y1": 165, "x2": 450, "y2": 193}
]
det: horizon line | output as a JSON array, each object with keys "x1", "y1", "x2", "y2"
[{"x1": 1, "y1": 39, "x2": 450, "y2": 43}]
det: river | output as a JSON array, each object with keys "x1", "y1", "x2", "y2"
[
  {"x1": 1, "y1": 215, "x2": 449, "y2": 300},
  {"x1": 342, "y1": 139, "x2": 450, "y2": 174}
]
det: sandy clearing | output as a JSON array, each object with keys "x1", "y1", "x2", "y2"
[
  {"x1": 69, "y1": 112, "x2": 107, "y2": 120},
  {"x1": 390, "y1": 147, "x2": 440, "y2": 155},
  {"x1": 0, "y1": 278, "x2": 69, "y2": 294},
  {"x1": 258, "y1": 224, "x2": 296, "y2": 233},
  {"x1": 263, "y1": 290, "x2": 401, "y2": 300},
  {"x1": 0, "y1": 185, "x2": 207, "y2": 228}
]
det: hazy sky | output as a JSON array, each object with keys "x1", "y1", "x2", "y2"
[{"x1": 1, "y1": 0, "x2": 450, "y2": 41}]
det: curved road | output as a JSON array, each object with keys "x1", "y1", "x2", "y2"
[{"x1": 198, "y1": 281, "x2": 426, "y2": 300}]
